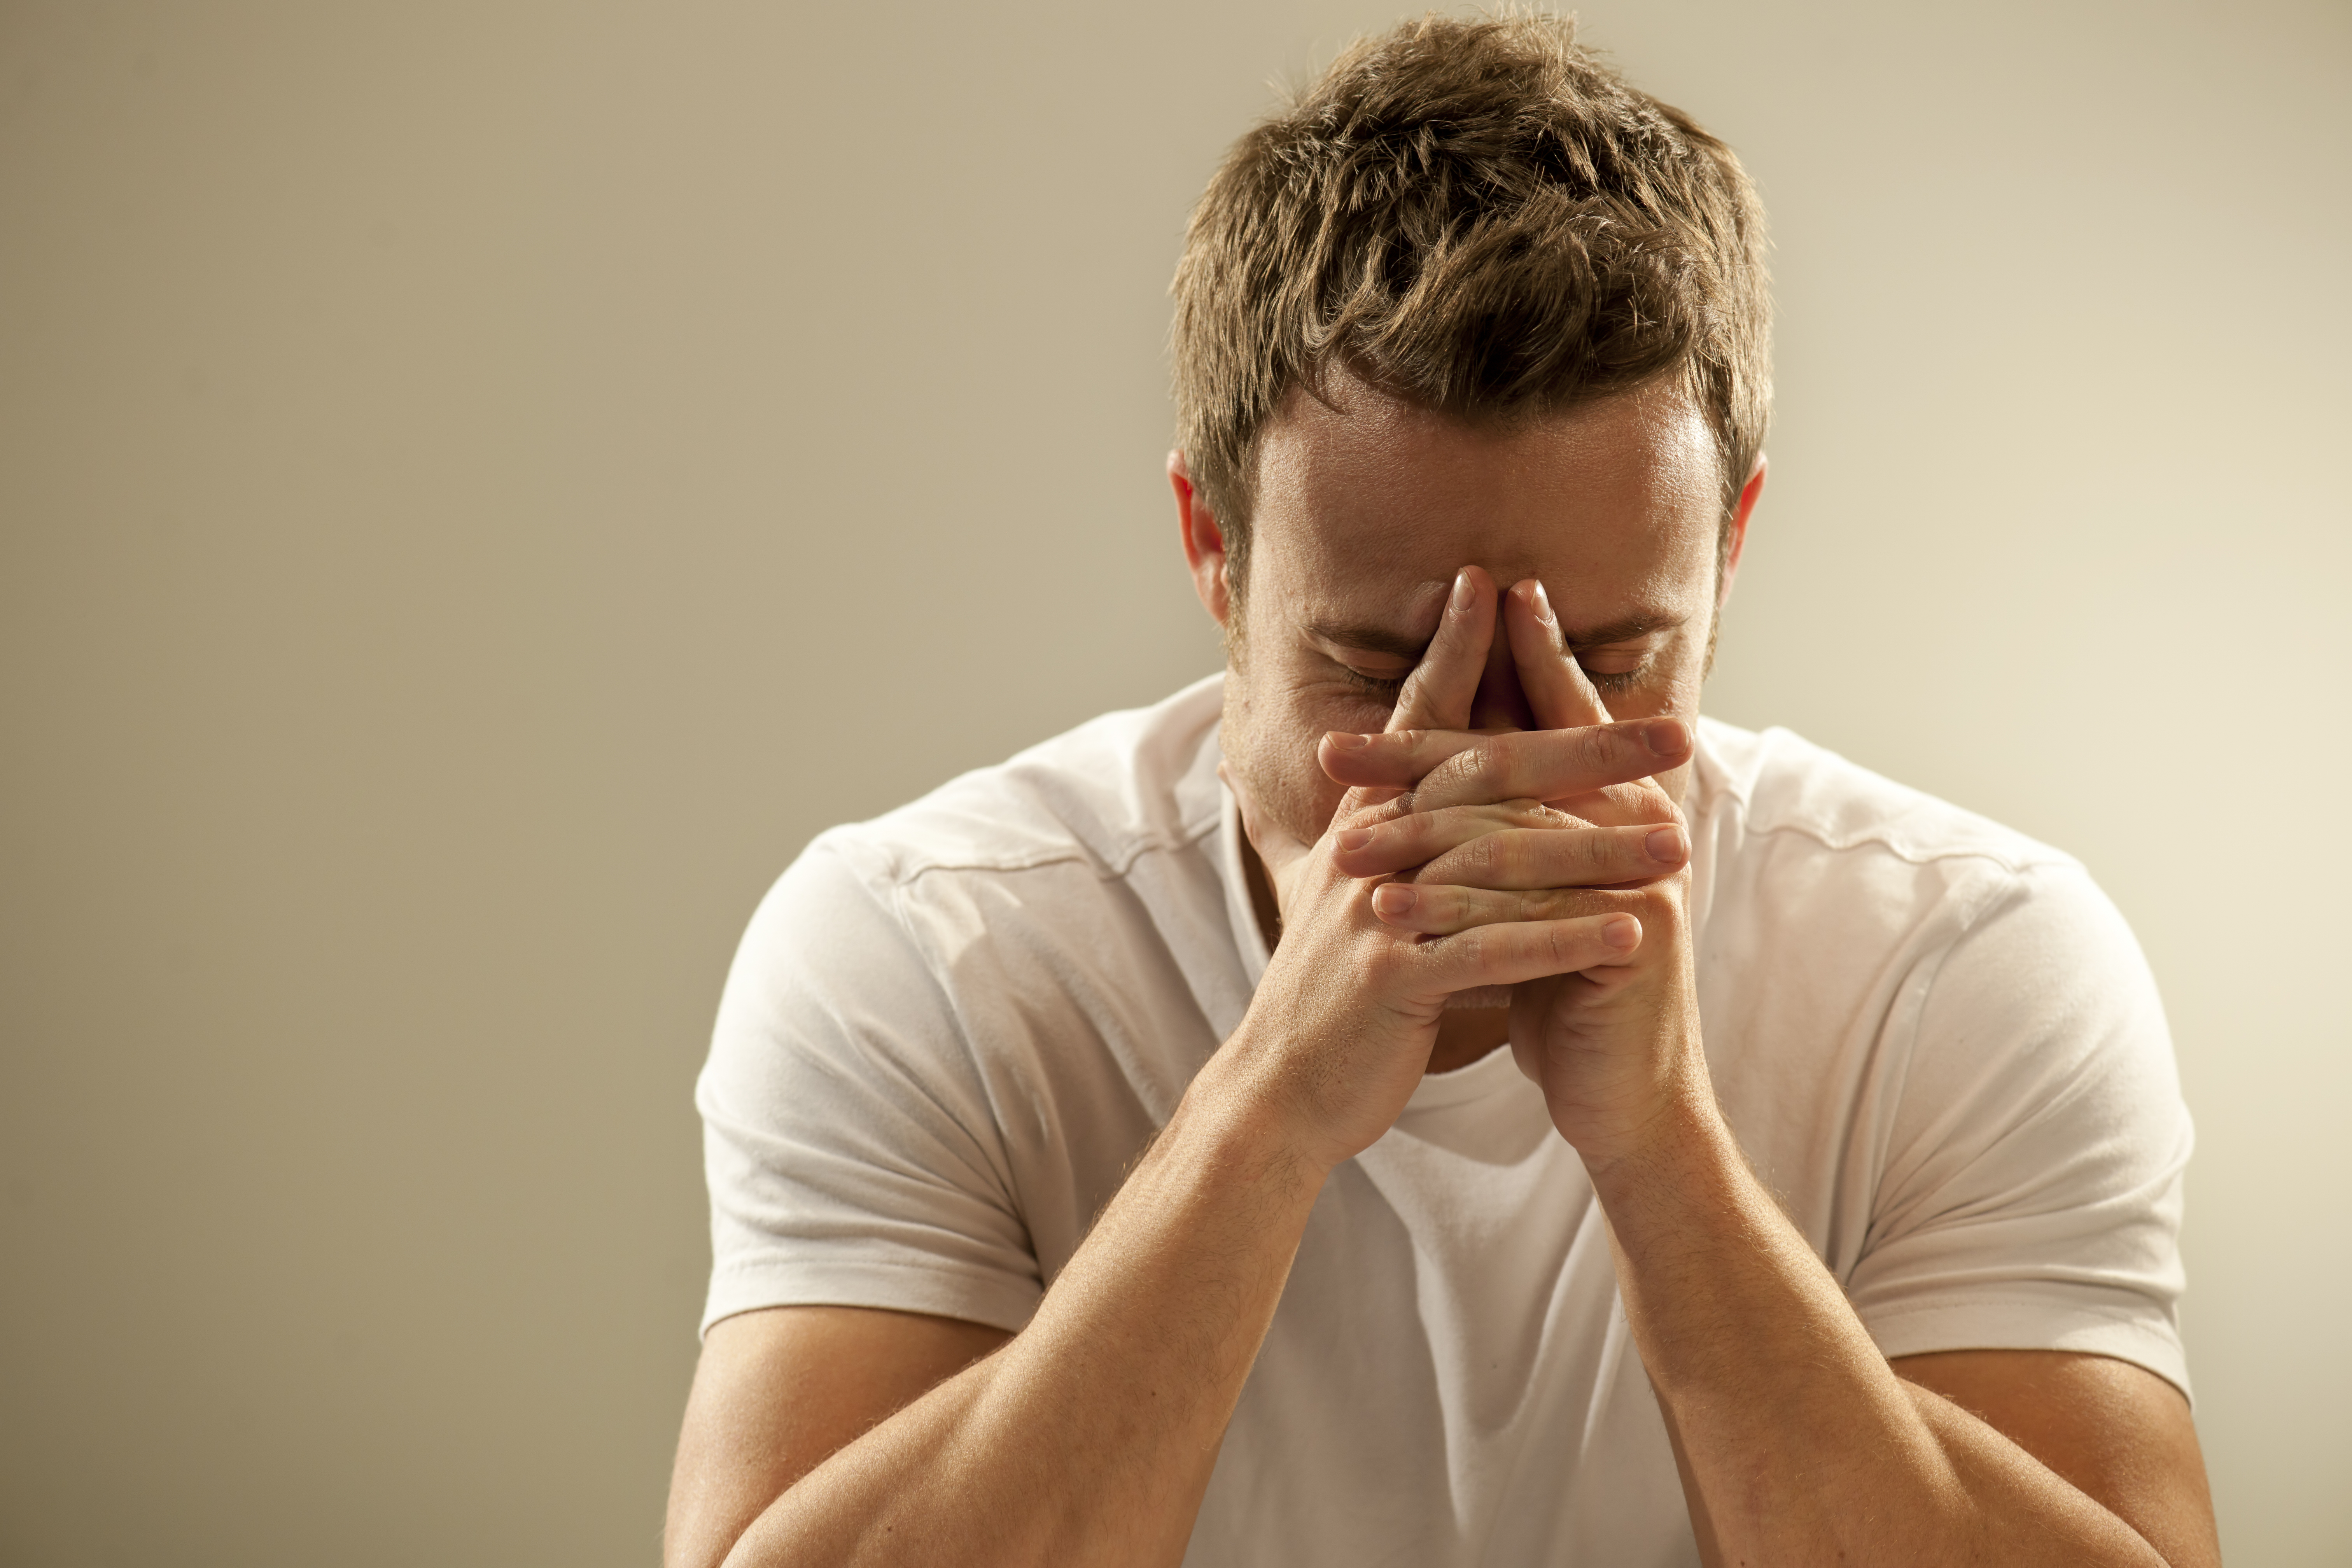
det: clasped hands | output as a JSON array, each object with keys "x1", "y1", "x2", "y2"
[{"x1": 1223, "y1": 567, "x2": 1708, "y2": 1174}]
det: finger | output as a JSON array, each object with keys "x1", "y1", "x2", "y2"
[
  {"x1": 1321, "y1": 719, "x2": 1689, "y2": 807},
  {"x1": 1553, "y1": 778, "x2": 1682, "y2": 831},
  {"x1": 1329, "y1": 802, "x2": 1586, "y2": 877},
  {"x1": 1380, "y1": 820, "x2": 1689, "y2": 889},
  {"x1": 1318, "y1": 725, "x2": 1482, "y2": 786},
  {"x1": 1389, "y1": 567, "x2": 1496, "y2": 734},
  {"x1": 1505, "y1": 578, "x2": 1613, "y2": 730},
  {"x1": 1406, "y1": 911, "x2": 1643, "y2": 990},
  {"x1": 1373, "y1": 880, "x2": 1630, "y2": 934},
  {"x1": 1411, "y1": 720, "x2": 1690, "y2": 814}
]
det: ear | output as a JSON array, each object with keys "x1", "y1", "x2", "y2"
[
  {"x1": 1169, "y1": 450, "x2": 1232, "y2": 628},
  {"x1": 1718, "y1": 452, "x2": 1766, "y2": 607}
]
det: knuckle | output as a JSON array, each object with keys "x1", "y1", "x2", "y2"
[
  {"x1": 1508, "y1": 798, "x2": 1554, "y2": 829},
  {"x1": 1550, "y1": 832, "x2": 1592, "y2": 879},
  {"x1": 1601, "y1": 827, "x2": 1641, "y2": 873},
  {"x1": 1546, "y1": 887, "x2": 1600, "y2": 921},
  {"x1": 1608, "y1": 885, "x2": 1676, "y2": 933},
  {"x1": 1528, "y1": 830, "x2": 1592, "y2": 884},
  {"x1": 1457, "y1": 744, "x2": 1503, "y2": 792},
  {"x1": 1591, "y1": 782, "x2": 1647, "y2": 825},
  {"x1": 1463, "y1": 833, "x2": 1502, "y2": 875}
]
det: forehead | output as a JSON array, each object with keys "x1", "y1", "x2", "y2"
[{"x1": 1248, "y1": 372, "x2": 1722, "y2": 630}]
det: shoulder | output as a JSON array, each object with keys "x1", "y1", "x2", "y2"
[
  {"x1": 728, "y1": 674, "x2": 1231, "y2": 1027},
  {"x1": 1686, "y1": 716, "x2": 2161, "y2": 1071},
  {"x1": 813, "y1": 674, "x2": 1227, "y2": 896},
  {"x1": 1693, "y1": 717, "x2": 2071, "y2": 880},
  {"x1": 1691, "y1": 723, "x2": 2191, "y2": 1389},
  {"x1": 1690, "y1": 716, "x2": 2179, "y2": 1151}
]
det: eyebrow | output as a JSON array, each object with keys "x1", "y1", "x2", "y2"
[
  {"x1": 1561, "y1": 612, "x2": 1686, "y2": 649},
  {"x1": 1304, "y1": 611, "x2": 1686, "y2": 659}
]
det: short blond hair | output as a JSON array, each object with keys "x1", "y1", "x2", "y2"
[{"x1": 1172, "y1": 12, "x2": 1771, "y2": 591}]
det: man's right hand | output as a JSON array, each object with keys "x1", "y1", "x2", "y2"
[
  {"x1": 1216, "y1": 568, "x2": 1691, "y2": 1174},
  {"x1": 667, "y1": 568, "x2": 1699, "y2": 1568}
]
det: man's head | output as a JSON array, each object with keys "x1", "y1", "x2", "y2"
[{"x1": 1168, "y1": 12, "x2": 1771, "y2": 844}]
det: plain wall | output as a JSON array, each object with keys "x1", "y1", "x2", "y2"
[{"x1": 2, "y1": 2, "x2": 2344, "y2": 1562}]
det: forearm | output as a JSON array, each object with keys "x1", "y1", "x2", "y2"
[
  {"x1": 1593, "y1": 1097, "x2": 2169, "y2": 1566},
  {"x1": 720, "y1": 1059, "x2": 1324, "y2": 1568}
]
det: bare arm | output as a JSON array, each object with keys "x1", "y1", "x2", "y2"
[
  {"x1": 1600, "y1": 1108, "x2": 2220, "y2": 1567},
  {"x1": 1895, "y1": 1349, "x2": 2219, "y2": 1566},
  {"x1": 674, "y1": 1083, "x2": 1326, "y2": 1568},
  {"x1": 665, "y1": 1307, "x2": 1011, "y2": 1568}
]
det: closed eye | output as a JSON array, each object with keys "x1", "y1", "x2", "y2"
[
  {"x1": 1341, "y1": 667, "x2": 1408, "y2": 703},
  {"x1": 1574, "y1": 638, "x2": 1667, "y2": 695}
]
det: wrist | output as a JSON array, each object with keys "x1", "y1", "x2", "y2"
[
  {"x1": 1170, "y1": 1038, "x2": 1340, "y2": 1192},
  {"x1": 1577, "y1": 1069, "x2": 1741, "y2": 1208}
]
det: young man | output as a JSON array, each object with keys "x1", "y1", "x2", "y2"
[{"x1": 665, "y1": 16, "x2": 2219, "y2": 1566}]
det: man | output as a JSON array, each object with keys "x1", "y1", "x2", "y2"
[{"x1": 665, "y1": 15, "x2": 2219, "y2": 1566}]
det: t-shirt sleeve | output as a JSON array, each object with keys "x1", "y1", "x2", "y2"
[
  {"x1": 1844, "y1": 859, "x2": 2195, "y2": 1396},
  {"x1": 695, "y1": 837, "x2": 1044, "y2": 1337}
]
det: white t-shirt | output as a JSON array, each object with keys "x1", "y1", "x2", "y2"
[{"x1": 698, "y1": 674, "x2": 2192, "y2": 1566}]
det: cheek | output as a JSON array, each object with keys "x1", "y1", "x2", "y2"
[
  {"x1": 1220, "y1": 667, "x2": 1363, "y2": 843},
  {"x1": 1620, "y1": 628, "x2": 1714, "y2": 719},
  {"x1": 1293, "y1": 683, "x2": 1398, "y2": 736},
  {"x1": 1268, "y1": 681, "x2": 1381, "y2": 794},
  {"x1": 1616, "y1": 669, "x2": 1706, "y2": 721}
]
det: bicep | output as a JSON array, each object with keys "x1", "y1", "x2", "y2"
[
  {"x1": 1892, "y1": 1349, "x2": 2220, "y2": 1568},
  {"x1": 664, "y1": 1305, "x2": 1012, "y2": 1568}
]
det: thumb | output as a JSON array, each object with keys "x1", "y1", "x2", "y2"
[
  {"x1": 1220, "y1": 760, "x2": 1320, "y2": 914},
  {"x1": 1220, "y1": 760, "x2": 1310, "y2": 869}
]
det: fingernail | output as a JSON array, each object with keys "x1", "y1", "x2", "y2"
[
  {"x1": 1645, "y1": 826, "x2": 1686, "y2": 864},
  {"x1": 1603, "y1": 914, "x2": 1641, "y2": 950},
  {"x1": 1530, "y1": 580, "x2": 1556, "y2": 624},
  {"x1": 1451, "y1": 570, "x2": 1475, "y2": 612},
  {"x1": 1373, "y1": 882, "x2": 1417, "y2": 916},
  {"x1": 1335, "y1": 828, "x2": 1373, "y2": 852},
  {"x1": 1643, "y1": 718, "x2": 1688, "y2": 757},
  {"x1": 1325, "y1": 731, "x2": 1370, "y2": 751}
]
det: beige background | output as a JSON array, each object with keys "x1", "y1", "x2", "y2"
[{"x1": 2, "y1": 2, "x2": 2345, "y2": 1563}]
